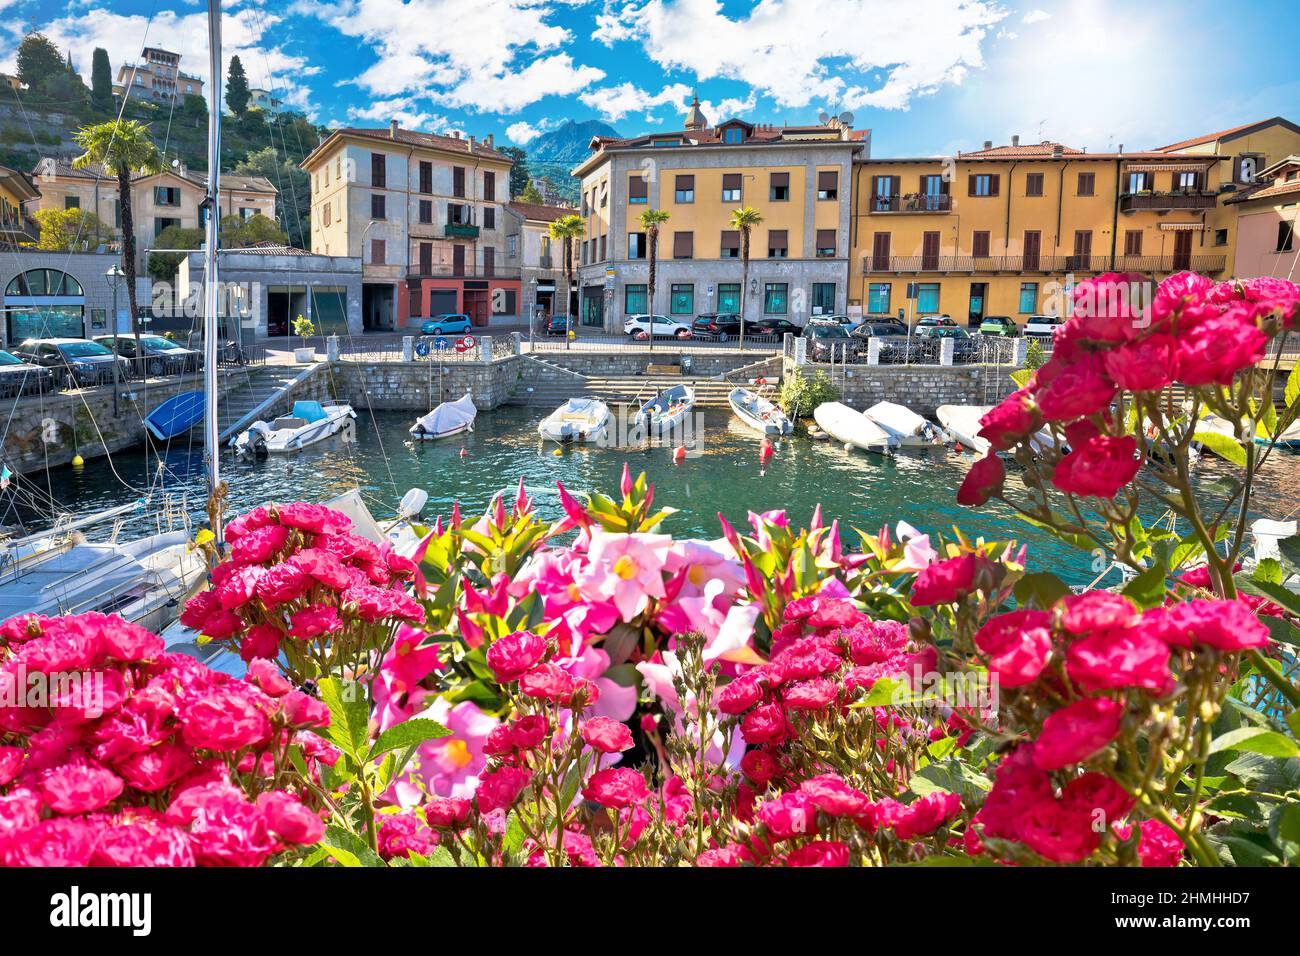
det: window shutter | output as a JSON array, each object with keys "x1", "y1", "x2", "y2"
[
  {"x1": 769, "y1": 229, "x2": 788, "y2": 250},
  {"x1": 722, "y1": 173, "x2": 742, "y2": 190},
  {"x1": 673, "y1": 231, "x2": 693, "y2": 257},
  {"x1": 453, "y1": 166, "x2": 465, "y2": 198},
  {"x1": 484, "y1": 171, "x2": 495, "y2": 202},
  {"x1": 771, "y1": 172, "x2": 789, "y2": 188},
  {"x1": 939, "y1": 176, "x2": 950, "y2": 195},
  {"x1": 818, "y1": 170, "x2": 838, "y2": 190},
  {"x1": 675, "y1": 174, "x2": 694, "y2": 190},
  {"x1": 721, "y1": 230, "x2": 739, "y2": 248},
  {"x1": 990, "y1": 174, "x2": 1000, "y2": 196},
  {"x1": 972, "y1": 231, "x2": 989, "y2": 257},
  {"x1": 968, "y1": 173, "x2": 977, "y2": 195},
  {"x1": 816, "y1": 229, "x2": 836, "y2": 252},
  {"x1": 628, "y1": 175, "x2": 648, "y2": 200}
]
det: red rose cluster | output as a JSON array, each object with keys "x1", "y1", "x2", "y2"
[
  {"x1": 179, "y1": 503, "x2": 424, "y2": 674},
  {"x1": 958, "y1": 272, "x2": 1300, "y2": 505},
  {"x1": 0, "y1": 612, "x2": 331, "y2": 866}
]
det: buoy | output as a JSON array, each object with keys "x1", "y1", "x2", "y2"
[
  {"x1": 459, "y1": 447, "x2": 468, "y2": 458},
  {"x1": 954, "y1": 442, "x2": 964, "y2": 454},
  {"x1": 760, "y1": 439, "x2": 774, "y2": 462},
  {"x1": 552, "y1": 448, "x2": 563, "y2": 456},
  {"x1": 72, "y1": 454, "x2": 84, "y2": 467},
  {"x1": 673, "y1": 446, "x2": 686, "y2": 463}
]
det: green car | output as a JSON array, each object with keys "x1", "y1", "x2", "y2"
[{"x1": 978, "y1": 315, "x2": 1019, "y2": 337}]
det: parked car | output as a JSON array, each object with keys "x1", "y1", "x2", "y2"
[
  {"x1": 916, "y1": 325, "x2": 977, "y2": 361},
  {"x1": 1024, "y1": 314, "x2": 1064, "y2": 339},
  {"x1": 0, "y1": 349, "x2": 55, "y2": 397},
  {"x1": 816, "y1": 314, "x2": 856, "y2": 327},
  {"x1": 805, "y1": 322, "x2": 863, "y2": 361},
  {"x1": 916, "y1": 314, "x2": 957, "y2": 330},
  {"x1": 13, "y1": 338, "x2": 132, "y2": 388},
  {"x1": 539, "y1": 315, "x2": 571, "y2": 336},
  {"x1": 978, "y1": 315, "x2": 1019, "y2": 337},
  {"x1": 93, "y1": 334, "x2": 201, "y2": 375},
  {"x1": 850, "y1": 320, "x2": 909, "y2": 339},
  {"x1": 624, "y1": 314, "x2": 692, "y2": 339},
  {"x1": 849, "y1": 321, "x2": 915, "y2": 362},
  {"x1": 690, "y1": 313, "x2": 742, "y2": 341},
  {"x1": 748, "y1": 318, "x2": 804, "y2": 338},
  {"x1": 421, "y1": 314, "x2": 473, "y2": 336}
]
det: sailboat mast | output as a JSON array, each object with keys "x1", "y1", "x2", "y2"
[{"x1": 203, "y1": 0, "x2": 223, "y2": 541}]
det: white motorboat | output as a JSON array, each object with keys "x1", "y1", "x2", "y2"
[
  {"x1": 410, "y1": 391, "x2": 477, "y2": 441},
  {"x1": 538, "y1": 398, "x2": 613, "y2": 443},
  {"x1": 638, "y1": 384, "x2": 695, "y2": 436},
  {"x1": 937, "y1": 404, "x2": 1055, "y2": 456},
  {"x1": 232, "y1": 400, "x2": 356, "y2": 455},
  {"x1": 813, "y1": 402, "x2": 896, "y2": 454},
  {"x1": 729, "y1": 387, "x2": 792, "y2": 436},
  {"x1": 864, "y1": 400, "x2": 943, "y2": 448}
]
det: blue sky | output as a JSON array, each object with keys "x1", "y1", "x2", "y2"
[{"x1": 2, "y1": 0, "x2": 1297, "y2": 156}]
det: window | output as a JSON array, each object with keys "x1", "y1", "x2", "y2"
[
  {"x1": 484, "y1": 171, "x2": 496, "y2": 202},
  {"x1": 625, "y1": 284, "x2": 647, "y2": 315},
  {"x1": 628, "y1": 232, "x2": 646, "y2": 259},
  {"x1": 371, "y1": 194, "x2": 386, "y2": 219},
  {"x1": 817, "y1": 170, "x2": 838, "y2": 200},
  {"x1": 484, "y1": 247, "x2": 495, "y2": 276},
  {"x1": 972, "y1": 231, "x2": 990, "y2": 258},
  {"x1": 239, "y1": 207, "x2": 255, "y2": 221},
  {"x1": 1018, "y1": 282, "x2": 1038, "y2": 313},
  {"x1": 64, "y1": 196, "x2": 80, "y2": 210},
  {"x1": 483, "y1": 207, "x2": 495, "y2": 230},
  {"x1": 628, "y1": 174, "x2": 648, "y2": 204},
  {"x1": 600, "y1": 184, "x2": 607, "y2": 207},
  {"x1": 154, "y1": 186, "x2": 181, "y2": 206},
  {"x1": 419, "y1": 161, "x2": 432, "y2": 194},
  {"x1": 447, "y1": 203, "x2": 473, "y2": 226},
  {"x1": 1214, "y1": 228, "x2": 1228, "y2": 247},
  {"x1": 1123, "y1": 230, "x2": 1143, "y2": 256},
  {"x1": 670, "y1": 284, "x2": 694, "y2": 314},
  {"x1": 674, "y1": 175, "x2": 694, "y2": 203},
  {"x1": 1077, "y1": 172, "x2": 1095, "y2": 196},
  {"x1": 721, "y1": 230, "x2": 740, "y2": 258},
  {"x1": 868, "y1": 283, "x2": 891, "y2": 314},
  {"x1": 811, "y1": 283, "x2": 836, "y2": 315},
  {"x1": 770, "y1": 172, "x2": 789, "y2": 201},
  {"x1": 1127, "y1": 171, "x2": 1151, "y2": 193},
  {"x1": 764, "y1": 283, "x2": 789, "y2": 314},
  {"x1": 599, "y1": 234, "x2": 606, "y2": 260},
  {"x1": 453, "y1": 166, "x2": 465, "y2": 198},
  {"x1": 336, "y1": 157, "x2": 342, "y2": 181},
  {"x1": 815, "y1": 229, "x2": 836, "y2": 257},
  {"x1": 916, "y1": 283, "x2": 940, "y2": 313},
  {"x1": 1278, "y1": 220, "x2": 1295, "y2": 253},
  {"x1": 507, "y1": 235, "x2": 518, "y2": 258},
  {"x1": 154, "y1": 217, "x2": 180, "y2": 238},
  {"x1": 969, "y1": 174, "x2": 999, "y2": 197},
  {"x1": 871, "y1": 175, "x2": 901, "y2": 211},
  {"x1": 870, "y1": 232, "x2": 891, "y2": 270},
  {"x1": 1175, "y1": 170, "x2": 1201, "y2": 191},
  {"x1": 418, "y1": 199, "x2": 433, "y2": 224},
  {"x1": 672, "y1": 231, "x2": 693, "y2": 259},
  {"x1": 722, "y1": 126, "x2": 745, "y2": 144},
  {"x1": 717, "y1": 283, "x2": 741, "y2": 313},
  {"x1": 1239, "y1": 156, "x2": 1258, "y2": 184},
  {"x1": 722, "y1": 173, "x2": 742, "y2": 202},
  {"x1": 323, "y1": 203, "x2": 331, "y2": 226},
  {"x1": 371, "y1": 239, "x2": 386, "y2": 265},
  {"x1": 767, "y1": 229, "x2": 788, "y2": 258},
  {"x1": 1025, "y1": 172, "x2": 1044, "y2": 197},
  {"x1": 371, "y1": 153, "x2": 386, "y2": 188}
]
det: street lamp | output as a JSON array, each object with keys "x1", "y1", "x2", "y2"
[{"x1": 106, "y1": 264, "x2": 125, "y2": 416}]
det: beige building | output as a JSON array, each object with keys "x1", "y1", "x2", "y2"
[
  {"x1": 503, "y1": 200, "x2": 575, "y2": 322},
  {"x1": 301, "y1": 121, "x2": 517, "y2": 329},
  {"x1": 28, "y1": 158, "x2": 276, "y2": 244},
  {"x1": 1224, "y1": 155, "x2": 1300, "y2": 278},
  {"x1": 113, "y1": 47, "x2": 204, "y2": 104}
]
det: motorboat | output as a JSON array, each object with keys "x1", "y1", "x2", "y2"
[
  {"x1": 145, "y1": 390, "x2": 205, "y2": 440},
  {"x1": 728, "y1": 387, "x2": 793, "y2": 436},
  {"x1": 538, "y1": 398, "x2": 613, "y2": 443},
  {"x1": 813, "y1": 402, "x2": 896, "y2": 454},
  {"x1": 937, "y1": 404, "x2": 1055, "y2": 456},
  {"x1": 232, "y1": 400, "x2": 355, "y2": 455},
  {"x1": 638, "y1": 384, "x2": 695, "y2": 437},
  {"x1": 864, "y1": 400, "x2": 943, "y2": 448},
  {"x1": 410, "y1": 391, "x2": 477, "y2": 440}
]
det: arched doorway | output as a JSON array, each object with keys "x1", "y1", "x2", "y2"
[{"x1": 4, "y1": 268, "x2": 86, "y2": 344}]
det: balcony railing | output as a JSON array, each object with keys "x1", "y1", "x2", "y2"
[
  {"x1": 864, "y1": 253, "x2": 1227, "y2": 275},
  {"x1": 445, "y1": 223, "x2": 480, "y2": 238},
  {"x1": 408, "y1": 264, "x2": 521, "y2": 280},
  {"x1": 868, "y1": 194, "x2": 952, "y2": 213},
  {"x1": 1119, "y1": 191, "x2": 1217, "y2": 212}
]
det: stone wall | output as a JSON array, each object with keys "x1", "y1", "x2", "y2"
[
  {"x1": 326, "y1": 358, "x2": 523, "y2": 412},
  {"x1": 788, "y1": 360, "x2": 1017, "y2": 415},
  {"x1": 531, "y1": 350, "x2": 781, "y2": 377}
]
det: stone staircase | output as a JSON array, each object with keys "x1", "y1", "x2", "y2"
[{"x1": 216, "y1": 365, "x2": 318, "y2": 443}]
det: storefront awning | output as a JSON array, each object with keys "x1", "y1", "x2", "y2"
[
  {"x1": 1158, "y1": 222, "x2": 1203, "y2": 231},
  {"x1": 1126, "y1": 162, "x2": 1213, "y2": 172}
]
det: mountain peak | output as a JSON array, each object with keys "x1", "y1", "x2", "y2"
[{"x1": 529, "y1": 119, "x2": 622, "y2": 163}]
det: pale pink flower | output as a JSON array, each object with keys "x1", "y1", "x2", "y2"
[{"x1": 576, "y1": 529, "x2": 673, "y2": 622}]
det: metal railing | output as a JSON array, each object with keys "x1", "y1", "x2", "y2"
[
  {"x1": 868, "y1": 194, "x2": 952, "y2": 213},
  {"x1": 864, "y1": 253, "x2": 1228, "y2": 275},
  {"x1": 526, "y1": 331, "x2": 785, "y2": 354},
  {"x1": 804, "y1": 333, "x2": 1021, "y2": 368},
  {"x1": 408, "y1": 264, "x2": 522, "y2": 280},
  {"x1": 1119, "y1": 191, "x2": 1217, "y2": 211}
]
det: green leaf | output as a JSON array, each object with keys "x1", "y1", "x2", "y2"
[
  {"x1": 1225, "y1": 753, "x2": 1300, "y2": 794},
  {"x1": 1278, "y1": 535, "x2": 1300, "y2": 573},
  {"x1": 1192, "y1": 430, "x2": 1247, "y2": 466},
  {"x1": 1122, "y1": 564, "x2": 1167, "y2": 609},
  {"x1": 1209, "y1": 727, "x2": 1300, "y2": 759},
  {"x1": 371, "y1": 718, "x2": 452, "y2": 758},
  {"x1": 1285, "y1": 365, "x2": 1300, "y2": 408},
  {"x1": 319, "y1": 827, "x2": 385, "y2": 868},
  {"x1": 1253, "y1": 557, "x2": 1285, "y2": 586},
  {"x1": 503, "y1": 812, "x2": 527, "y2": 855},
  {"x1": 317, "y1": 677, "x2": 371, "y2": 763},
  {"x1": 910, "y1": 761, "x2": 992, "y2": 801},
  {"x1": 1013, "y1": 571, "x2": 1071, "y2": 609},
  {"x1": 849, "y1": 677, "x2": 939, "y2": 709},
  {"x1": 1236, "y1": 575, "x2": 1300, "y2": 617},
  {"x1": 1014, "y1": 513, "x2": 1095, "y2": 552}
]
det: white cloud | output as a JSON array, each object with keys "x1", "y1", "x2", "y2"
[
  {"x1": 304, "y1": 0, "x2": 605, "y2": 113},
  {"x1": 579, "y1": 81, "x2": 691, "y2": 121},
  {"x1": 594, "y1": 0, "x2": 1007, "y2": 111},
  {"x1": 1022, "y1": 9, "x2": 1051, "y2": 23},
  {"x1": 700, "y1": 91, "x2": 757, "y2": 122},
  {"x1": 506, "y1": 120, "x2": 542, "y2": 144},
  {"x1": 346, "y1": 97, "x2": 444, "y2": 130}
]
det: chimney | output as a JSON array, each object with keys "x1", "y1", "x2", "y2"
[
  {"x1": 1051, "y1": 143, "x2": 1063, "y2": 159},
  {"x1": 1117, "y1": 143, "x2": 1124, "y2": 156},
  {"x1": 983, "y1": 140, "x2": 992, "y2": 150},
  {"x1": 484, "y1": 133, "x2": 494, "y2": 149},
  {"x1": 453, "y1": 131, "x2": 461, "y2": 139},
  {"x1": 468, "y1": 135, "x2": 476, "y2": 153},
  {"x1": 1011, "y1": 134, "x2": 1020, "y2": 147},
  {"x1": 389, "y1": 119, "x2": 399, "y2": 139}
]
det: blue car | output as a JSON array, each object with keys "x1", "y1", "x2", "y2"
[{"x1": 421, "y1": 313, "x2": 473, "y2": 335}]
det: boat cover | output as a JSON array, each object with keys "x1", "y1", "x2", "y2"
[
  {"x1": 292, "y1": 401, "x2": 328, "y2": 423},
  {"x1": 414, "y1": 392, "x2": 477, "y2": 435}
]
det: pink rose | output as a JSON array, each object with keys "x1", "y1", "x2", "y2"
[
  {"x1": 716, "y1": 673, "x2": 766, "y2": 715},
  {"x1": 786, "y1": 840, "x2": 850, "y2": 867},
  {"x1": 1066, "y1": 628, "x2": 1174, "y2": 694},
  {"x1": 973, "y1": 609, "x2": 1053, "y2": 687},
  {"x1": 1033, "y1": 353, "x2": 1117, "y2": 422},
  {"x1": 475, "y1": 767, "x2": 532, "y2": 814},
  {"x1": 740, "y1": 749, "x2": 781, "y2": 786},
  {"x1": 1176, "y1": 310, "x2": 1267, "y2": 386},
  {"x1": 799, "y1": 774, "x2": 870, "y2": 817},
  {"x1": 289, "y1": 605, "x2": 343, "y2": 640},
  {"x1": 580, "y1": 716, "x2": 633, "y2": 753},
  {"x1": 1059, "y1": 592, "x2": 1140, "y2": 634},
  {"x1": 910, "y1": 553, "x2": 982, "y2": 606},
  {"x1": 757, "y1": 791, "x2": 819, "y2": 840},
  {"x1": 977, "y1": 389, "x2": 1041, "y2": 450},
  {"x1": 741, "y1": 702, "x2": 789, "y2": 744},
  {"x1": 1018, "y1": 799, "x2": 1100, "y2": 863},
  {"x1": 957, "y1": 452, "x2": 1006, "y2": 506},
  {"x1": 40, "y1": 759, "x2": 125, "y2": 815},
  {"x1": 510, "y1": 714, "x2": 550, "y2": 750},
  {"x1": 275, "y1": 503, "x2": 352, "y2": 536},
  {"x1": 1052, "y1": 434, "x2": 1140, "y2": 499},
  {"x1": 423, "y1": 796, "x2": 474, "y2": 829},
  {"x1": 1142, "y1": 599, "x2": 1269, "y2": 651},
  {"x1": 230, "y1": 524, "x2": 289, "y2": 565},
  {"x1": 1033, "y1": 697, "x2": 1124, "y2": 770},
  {"x1": 1103, "y1": 334, "x2": 1179, "y2": 391},
  {"x1": 257, "y1": 790, "x2": 325, "y2": 845},
  {"x1": 180, "y1": 686, "x2": 274, "y2": 752},
  {"x1": 485, "y1": 631, "x2": 548, "y2": 682},
  {"x1": 581, "y1": 767, "x2": 648, "y2": 809}
]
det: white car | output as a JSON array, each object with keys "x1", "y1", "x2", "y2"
[
  {"x1": 1024, "y1": 314, "x2": 1064, "y2": 338},
  {"x1": 624, "y1": 314, "x2": 692, "y2": 339}
]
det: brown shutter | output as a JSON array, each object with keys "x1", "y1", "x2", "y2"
[
  {"x1": 818, "y1": 170, "x2": 838, "y2": 190},
  {"x1": 483, "y1": 246, "x2": 495, "y2": 276},
  {"x1": 968, "y1": 173, "x2": 977, "y2": 195},
  {"x1": 628, "y1": 175, "x2": 648, "y2": 200},
  {"x1": 452, "y1": 244, "x2": 465, "y2": 275},
  {"x1": 771, "y1": 171, "x2": 789, "y2": 188},
  {"x1": 675, "y1": 174, "x2": 694, "y2": 190},
  {"x1": 722, "y1": 173, "x2": 742, "y2": 190},
  {"x1": 972, "y1": 231, "x2": 990, "y2": 257},
  {"x1": 419, "y1": 242, "x2": 432, "y2": 274},
  {"x1": 453, "y1": 166, "x2": 465, "y2": 198},
  {"x1": 871, "y1": 232, "x2": 890, "y2": 270},
  {"x1": 890, "y1": 176, "x2": 901, "y2": 195},
  {"x1": 483, "y1": 171, "x2": 495, "y2": 201},
  {"x1": 769, "y1": 229, "x2": 788, "y2": 252},
  {"x1": 989, "y1": 174, "x2": 1000, "y2": 196},
  {"x1": 870, "y1": 175, "x2": 880, "y2": 196},
  {"x1": 673, "y1": 231, "x2": 693, "y2": 258},
  {"x1": 721, "y1": 230, "x2": 739, "y2": 249},
  {"x1": 1074, "y1": 230, "x2": 1092, "y2": 256},
  {"x1": 816, "y1": 229, "x2": 836, "y2": 253}
]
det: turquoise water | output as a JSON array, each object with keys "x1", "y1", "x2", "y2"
[{"x1": 12, "y1": 406, "x2": 1298, "y2": 588}]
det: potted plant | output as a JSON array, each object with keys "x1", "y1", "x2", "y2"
[{"x1": 292, "y1": 314, "x2": 316, "y2": 362}]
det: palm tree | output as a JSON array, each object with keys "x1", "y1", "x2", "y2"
[
  {"x1": 639, "y1": 208, "x2": 670, "y2": 352},
  {"x1": 74, "y1": 120, "x2": 164, "y2": 363},
  {"x1": 548, "y1": 213, "x2": 584, "y2": 350},
  {"x1": 730, "y1": 206, "x2": 764, "y2": 351}
]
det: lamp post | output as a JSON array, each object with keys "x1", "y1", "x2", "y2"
[{"x1": 106, "y1": 264, "x2": 125, "y2": 416}]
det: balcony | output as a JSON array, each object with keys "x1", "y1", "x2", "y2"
[
  {"x1": 1113, "y1": 254, "x2": 1227, "y2": 274},
  {"x1": 445, "y1": 223, "x2": 480, "y2": 238},
  {"x1": 863, "y1": 253, "x2": 1228, "y2": 276},
  {"x1": 1119, "y1": 191, "x2": 1217, "y2": 212},
  {"x1": 869, "y1": 194, "x2": 952, "y2": 214},
  {"x1": 408, "y1": 264, "x2": 521, "y2": 280}
]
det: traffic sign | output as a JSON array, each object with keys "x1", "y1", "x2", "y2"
[
  {"x1": 415, "y1": 340, "x2": 431, "y2": 357},
  {"x1": 432, "y1": 336, "x2": 449, "y2": 351}
]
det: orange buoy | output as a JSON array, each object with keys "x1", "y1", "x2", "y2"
[
  {"x1": 459, "y1": 447, "x2": 468, "y2": 458},
  {"x1": 954, "y1": 442, "x2": 964, "y2": 454},
  {"x1": 673, "y1": 446, "x2": 686, "y2": 463},
  {"x1": 760, "y1": 438, "x2": 774, "y2": 462}
]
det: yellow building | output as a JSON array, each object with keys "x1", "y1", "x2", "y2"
[
  {"x1": 851, "y1": 136, "x2": 1228, "y2": 325},
  {"x1": 302, "y1": 122, "x2": 516, "y2": 330},
  {"x1": 1156, "y1": 116, "x2": 1300, "y2": 277},
  {"x1": 0, "y1": 165, "x2": 40, "y2": 245},
  {"x1": 571, "y1": 96, "x2": 867, "y2": 330}
]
